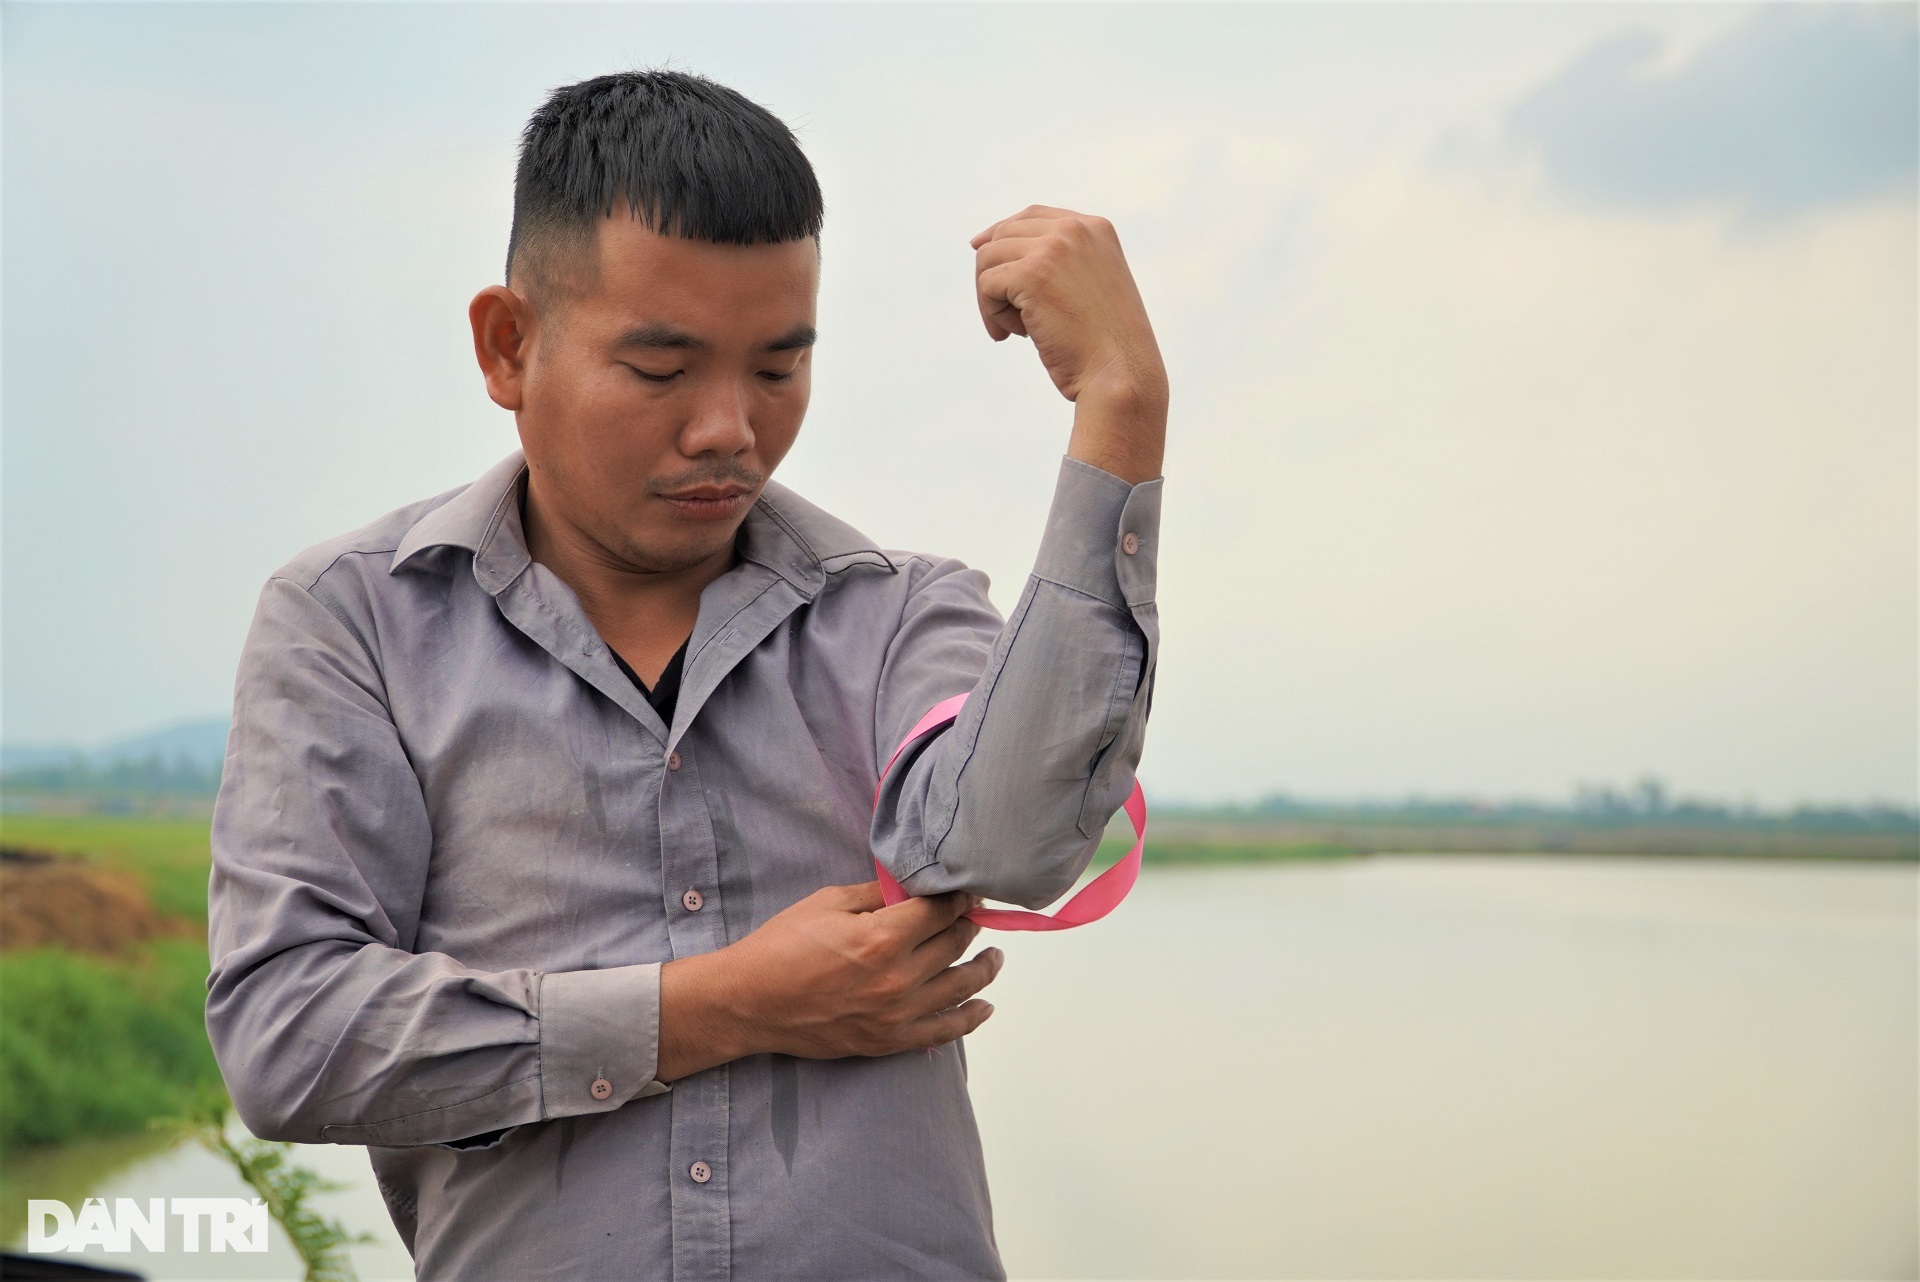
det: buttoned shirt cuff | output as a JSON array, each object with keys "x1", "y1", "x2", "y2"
[
  {"x1": 539, "y1": 962, "x2": 670, "y2": 1118},
  {"x1": 1031, "y1": 456, "x2": 1161, "y2": 610}
]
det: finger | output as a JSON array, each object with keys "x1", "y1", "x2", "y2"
[
  {"x1": 975, "y1": 263, "x2": 1032, "y2": 338},
  {"x1": 815, "y1": 881, "x2": 884, "y2": 914},
  {"x1": 971, "y1": 205, "x2": 1079, "y2": 247},
  {"x1": 909, "y1": 913, "x2": 981, "y2": 975},
  {"x1": 973, "y1": 235, "x2": 1047, "y2": 275},
  {"x1": 874, "y1": 888, "x2": 977, "y2": 945},
  {"x1": 904, "y1": 998, "x2": 995, "y2": 1049},
  {"x1": 973, "y1": 244, "x2": 1041, "y2": 341},
  {"x1": 906, "y1": 949, "x2": 1004, "y2": 1019},
  {"x1": 973, "y1": 262, "x2": 1023, "y2": 342},
  {"x1": 972, "y1": 240, "x2": 1044, "y2": 340},
  {"x1": 974, "y1": 221, "x2": 1064, "y2": 251},
  {"x1": 977, "y1": 292, "x2": 1024, "y2": 342}
]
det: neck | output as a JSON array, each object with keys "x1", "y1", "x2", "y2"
[{"x1": 520, "y1": 474, "x2": 735, "y2": 686}]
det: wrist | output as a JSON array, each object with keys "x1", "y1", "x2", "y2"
[
  {"x1": 1068, "y1": 367, "x2": 1167, "y2": 486},
  {"x1": 657, "y1": 948, "x2": 756, "y2": 1081}
]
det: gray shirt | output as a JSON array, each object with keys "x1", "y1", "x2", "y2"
[{"x1": 205, "y1": 450, "x2": 1160, "y2": 1281}]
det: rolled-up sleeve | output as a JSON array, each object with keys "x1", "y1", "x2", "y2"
[
  {"x1": 205, "y1": 574, "x2": 667, "y2": 1149},
  {"x1": 872, "y1": 456, "x2": 1161, "y2": 908}
]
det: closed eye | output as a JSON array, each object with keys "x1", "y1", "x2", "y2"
[{"x1": 628, "y1": 366, "x2": 682, "y2": 384}]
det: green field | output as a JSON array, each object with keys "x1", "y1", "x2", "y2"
[
  {"x1": 0, "y1": 940, "x2": 220, "y2": 1147},
  {"x1": 0, "y1": 815, "x2": 224, "y2": 1152},
  {"x1": 1, "y1": 813, "x2": 217, "y2": 922}
]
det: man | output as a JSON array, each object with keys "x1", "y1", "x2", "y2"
[{"x1": 206, "y1": 70, "x2": 1164, "y2": 1281}]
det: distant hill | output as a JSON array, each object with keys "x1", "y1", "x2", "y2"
[{"x1": 1, "y1": 717, "x2": 229, "y2": 799}]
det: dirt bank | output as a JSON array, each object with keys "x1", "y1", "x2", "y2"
[{"x1": 0, "y1": 847, "x2": 192, "y2": 953}]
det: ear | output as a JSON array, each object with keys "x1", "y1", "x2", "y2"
[{"x1": 469, "y1": 285, "x2": 534, "y2": 412}]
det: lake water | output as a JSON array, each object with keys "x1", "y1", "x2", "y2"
[{"x1": 9, "y1": 856, "x2": 1915, "y2": 1279}]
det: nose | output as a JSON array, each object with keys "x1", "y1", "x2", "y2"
[{"x1": 679, "y1": 378, "x2": 755, "y2": 459}]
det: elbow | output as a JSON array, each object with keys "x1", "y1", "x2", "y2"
[
  {"x1": 205, "y1": 969, "x2": 329, "y2": 1144},
  {"x1": 208, "y1": 1036, "x2": 328, "y2": 1144},
  {"x1": 955, "y1": 826, "x2": 1101, "y2": 911},
  {"x1": 224, "y1": 1076, "x2": 320, "y2": 1145}
]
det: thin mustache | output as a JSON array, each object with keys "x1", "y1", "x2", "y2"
[{"x1": 649, "y1": 463, "x2": 764, "y2": 497}]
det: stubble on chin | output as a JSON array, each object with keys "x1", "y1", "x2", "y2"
[{"x1": 602, "y1": 503, "x2": 751, "y2": 578}]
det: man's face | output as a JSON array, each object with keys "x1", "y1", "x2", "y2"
[{"x1": 515, "y1": 216, "x2": 819, "y2": 575}]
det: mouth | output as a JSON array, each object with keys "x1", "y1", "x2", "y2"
[{"x1": 655, "y1": 483, "x2": 754, "y2": 520}]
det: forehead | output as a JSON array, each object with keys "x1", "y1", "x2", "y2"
[{"x1": 574, "y1": 214, "x2": 819, "y2": 334}]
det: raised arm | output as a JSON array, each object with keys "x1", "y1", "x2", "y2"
[
  {"x1": 654, "y1": 209, "x2": 1165, "y2": 1076},
  {"x1": 871, "y1": 206, "x2": 1167, "y2": 909}
]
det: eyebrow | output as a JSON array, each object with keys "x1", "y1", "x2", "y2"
[
  {"x1": 613, "y1": 322, "x2": 703, "y2": 351},
  {"x1": 765, "y1": 324, "x2": 817, "y2": 353},
  {"x1": 611, "y1": 322, "x2": 817, "y2": 353}
]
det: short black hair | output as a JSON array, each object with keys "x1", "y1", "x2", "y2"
[{"x1": 507, "y1": 70, "x2": 823, "y2": 297}]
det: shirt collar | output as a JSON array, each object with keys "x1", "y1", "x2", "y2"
[{"x1": 388, "y1": 450, "x2": 895, "y2": 597}]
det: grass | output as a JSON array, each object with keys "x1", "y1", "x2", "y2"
[
  {"x1": 0, "y1": 817, "x2": 221, "y2": 1151},
  {"x1": 0, "y1": 938, "x2": 223, "y2": 1148},
  {"x1": 0, "y1": 814, "x2": 214, "y2": 922}
]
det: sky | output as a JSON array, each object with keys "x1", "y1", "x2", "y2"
[{"x1": 2, "y1": 2, "x2": 1915, "y2": 806}]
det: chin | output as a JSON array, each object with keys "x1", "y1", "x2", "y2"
[{"x1": 619, "y1": 523, "x2": 739, "y2": 575}]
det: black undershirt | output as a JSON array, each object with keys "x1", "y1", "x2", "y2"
[{"x1": 610, "y1": 636, "x2": 689, "y2": 723}]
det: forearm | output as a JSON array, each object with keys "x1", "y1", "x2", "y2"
[
  {"x1": 206, "y1": 927, "x2": 666, "y2": 1146},
  {"x1": 207, "y1": 933, "x2": 545, "y2": 1145},
  {"x1": 875, "y1": 457, "x2": 1162, "y2": 908}
]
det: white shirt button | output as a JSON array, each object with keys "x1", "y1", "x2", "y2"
[
  {"x1": 667, "y1": 750, "x2": 683, "y2": 771},
  {"x1": 689, "y1": 1160, "x2": 713, "y2": 1184},
  {"x1": 1121, "y1": 532, "x2": 1140, "y2": 556},
  {"x1": 681, "y1": 888, "x2": 705, "y2": 912},
  {"x1": 590, "y1": 1077, "x2": 613, "y2": 1101}
]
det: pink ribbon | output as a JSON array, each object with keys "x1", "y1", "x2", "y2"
[{"x1": 871, "y1": 694, "x2": 1147, "y2": 931}]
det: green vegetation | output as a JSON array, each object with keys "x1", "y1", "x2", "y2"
[
  {"x1": 0, "y1": 939, "x2": 222, "y2": 1148},
  {"x1": 0, "y1": 816, "x2": 378, "y2": 1270},
  {"x1": 164, "y1": 1090, "x2": 375, "y2": 1282},
  {"x1": 1093, "y1": 835, "x2": 1358, "y2": 869},
  {"x1": 0, "y1": 817, "x2": 221, "y2": 1150},
  {"x1": 1162, "y1": 790, "x2": 1920, "y2": 860},
  {"x1": 1, "y1": 814, "x2": 215, "y2": 922}
]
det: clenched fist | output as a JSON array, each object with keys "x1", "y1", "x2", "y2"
[{"x1": 973, "y1": 205, "x2": 1168, "y2": 484}]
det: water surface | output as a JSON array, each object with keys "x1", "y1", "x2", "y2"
[{"x1": 12, "y1": 856, "x2": 1915, "y2": 1279}]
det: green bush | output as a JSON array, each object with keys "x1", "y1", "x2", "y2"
[{"x1": 0, "y1": 939, "x2": 221, "y2": 1147}]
